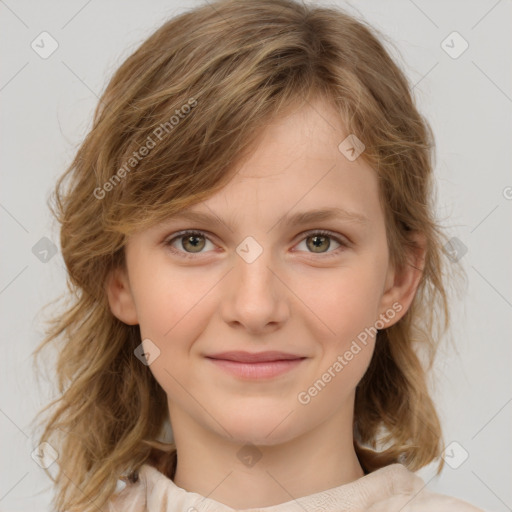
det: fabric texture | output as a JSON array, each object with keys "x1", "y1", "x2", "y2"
[{"x1": 107, "y1": 462, "x2": 485, "y2": 512}]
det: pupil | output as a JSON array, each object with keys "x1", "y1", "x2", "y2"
[
  {"x1": 310, "y1": 235, "x2": 329, "y2": 252},
  {"x1": 184, "y1": 235, "x2": 204, "y2": 252}
]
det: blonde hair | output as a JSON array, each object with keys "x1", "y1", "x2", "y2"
[{"x1": 33, "y1": 0, "x2": 462, "y2": 510}]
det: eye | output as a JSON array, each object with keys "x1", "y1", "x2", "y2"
[
  {"x1": 164, "y1": 230, "x2": 216, "y2": 259},
  {"x1": 293, "y1": 229, "x2": 348, "y2": 258},
  {"x1": 163, "y1": 229, "x2": 349, "y2": 259}
]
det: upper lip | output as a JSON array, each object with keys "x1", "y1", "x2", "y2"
[{"x1": 206, "y1": 351, "x2": 306, "y2": 363}]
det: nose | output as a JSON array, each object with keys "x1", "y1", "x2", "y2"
[{"x1": 220, "y1": 241, "x2": 289, "y2": 335}]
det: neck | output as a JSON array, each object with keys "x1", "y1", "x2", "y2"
[{"x1": 170, "y1": 406, "x2": 364, "y2": 509}]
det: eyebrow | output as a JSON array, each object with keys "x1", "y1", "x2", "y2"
[{"x1": 165, "y1": 207, "x2": 369, "y2": 231}]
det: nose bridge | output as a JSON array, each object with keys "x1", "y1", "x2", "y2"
[
  {"x1": 234, "y1": 234, "x2": 276, "y2": 297},
  {"x1": 221, "y1": 233, "x2": 287, "y2": 330}
]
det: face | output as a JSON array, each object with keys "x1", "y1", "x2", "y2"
[{"x1": 107, "y1": 97, "x2": 422, "y2": 447}]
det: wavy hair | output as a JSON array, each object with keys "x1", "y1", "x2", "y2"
[{"x1": 33, "y1": 0, "x2": 463, "y2": 510}]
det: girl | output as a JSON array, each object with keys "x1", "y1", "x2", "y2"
[{"x1": 34, "y1": 0, "x2": 484, "y2": 510}]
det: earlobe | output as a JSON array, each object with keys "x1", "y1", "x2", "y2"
[
  {"x1": 379, "y1": 232, "x2": 427, "y2": 327},
  {"x1": 105, "y1": 267, "x2": 139, "y2": 325}
]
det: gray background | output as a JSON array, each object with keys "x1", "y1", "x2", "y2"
[{"x1": 1, "y1": 1, "x2": 511, "y2": 510}]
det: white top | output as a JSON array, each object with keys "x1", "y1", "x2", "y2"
[{"x1": 107, "y1": 462, "x2": 485, "y2": 511}]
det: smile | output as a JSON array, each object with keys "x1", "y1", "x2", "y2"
[{"x1": 205, "y1": 351, "x2": 307, "y2": 379}]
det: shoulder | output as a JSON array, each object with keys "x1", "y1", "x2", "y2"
[
  {"x1": 105, "y1": 465, "x2": 156, "y2": 512},
  {"x1": 106, "y1": 463, "x2": 186, "y2": 512},
  {"x1": 368, "y1": 488, "x2": 486, "y2": 512},
  {"x1": 363, "y1": 464, "x2": 486, "y2": 512}
]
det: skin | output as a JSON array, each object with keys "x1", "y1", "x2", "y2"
[{"x1": 107, "y1": 97, "x2": 425, "y2": 509}]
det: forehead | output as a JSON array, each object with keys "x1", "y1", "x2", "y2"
[{"x1": 196, "y1": 98, "x2": 383, "y2": 225}]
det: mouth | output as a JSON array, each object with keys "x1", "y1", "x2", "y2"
[{"x1": 205, "y1": 351, "x2": 307, "y2": 379}]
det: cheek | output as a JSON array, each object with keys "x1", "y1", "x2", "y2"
[
  {"x1": 292, "y1": 259, "x2": 386, "y2": 346},
  {"x1": 130, "y1": 256, "x2": 214, "y2": 340},
  {"x1": 133, "y1": 278, "x2": 173, "y2": 338},
  {"x1": 131, "y1": 265, "x2": 215, "y2": 398},
  {"x1": 294, "y1": 267, "x2": 382, "y2": 411}
]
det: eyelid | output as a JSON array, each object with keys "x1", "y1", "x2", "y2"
[
  {"x1": 295, "y1": 228, "x2": 351, "y2": 246},
  {"x1": 164, "y1": 229, "x2": 219, "y2": 247}
]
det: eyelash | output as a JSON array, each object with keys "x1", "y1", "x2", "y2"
[{"x1": 164, "y1": 229, "x2": 349, "y2": 260}]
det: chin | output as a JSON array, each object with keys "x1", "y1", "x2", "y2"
[{"x1": 213, "y1": 405, "x2": 304, "y2": 447}]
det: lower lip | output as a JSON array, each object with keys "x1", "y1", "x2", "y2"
[{"x1": 206, "y1": 358, "x2": 305, "y2": 379}]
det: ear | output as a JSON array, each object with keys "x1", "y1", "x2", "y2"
[
  {"x1": 378, "y1": 231, "x2": 426, "y2": 327},
  {"x1": 105, "y1": 266, "x2": 139, "y2": 325}
]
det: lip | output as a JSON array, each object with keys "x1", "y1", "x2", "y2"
[
  {"x1": 205, "y1": 351, "x2": 307, "y2": 379},
  {"x1": 206, "y1": 351, "x2": 304, "y2": 363}
]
